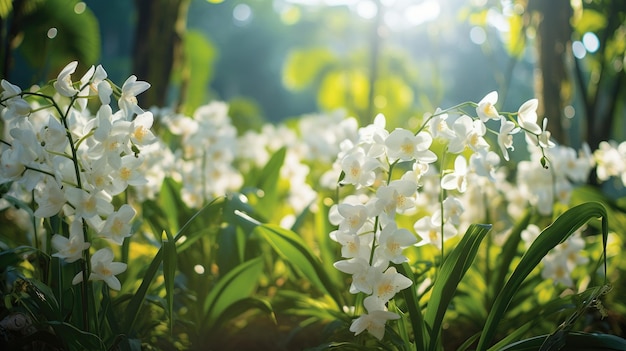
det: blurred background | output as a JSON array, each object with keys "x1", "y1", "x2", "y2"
[{"x1": 1, "y1": 0, "x2": 625, "y2": 150}]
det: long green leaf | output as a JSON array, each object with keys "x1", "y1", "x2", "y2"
[
  {"x1": 397, "y1": 262, "x2": 427, "y2": 351},
  {"x1": 253, "y1": 223, "x2": 344, "y2": 309},
  {"x1": 424, "y1": 223, "x2": 492, "y2": 351},
  {"x1": 123, "y1": 198, "x2": 224, "y2": 333},
  {"x1": 499, "y1": 332, "x2": 626, "y2": 351},
  {"x1": 476, "y1": 202, "x2": 608, "y2": 351},
  {"x1": 162, "y1": 230, "x2": 176, "y2": 334},
  {"x1": 201, "y1": 257, "x2": 264, "y2": 330},
  {"x1": 253, "y1": 146, "x2": 286, "y2": 219}
]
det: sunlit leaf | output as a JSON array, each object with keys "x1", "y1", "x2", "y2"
[
  {"x1": 572, "y1": 9, "x2": 607, "y2": 34},
  {"x1": 179, "y1": 30, "x2": 217, "y2": 115},
  {"x1": 506, "y1": 14, "x2": 526, "y2": 57},
  {"x1": 202, "y1": 257, "x2": 264, "y2": 330},
  {"x1": 318, "y1": 69, "x2": 369, "y2": 112},
  {"x1": 424, "y1": 223, "x2": 492, "y2": 351},
  {"x1": 477, "y1": 202, "x2": 609, "y2": 351},
  {"x1": 0, "y1": 0, "x2": 12, "y2": 19},
  {"x1": 252, "y1": 223, "x2": 344, "y2": 308},
  {"x1": 283, "y1": 48, "x2": 336, "y2": 90},
  {"x1": 123, "y1": 198, "x2": 225, "y2": 333},
  {"x1": 253, "y1": 146, "x2": 286, "y2": 219}
]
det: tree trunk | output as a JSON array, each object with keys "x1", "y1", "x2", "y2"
[
  {"x1": 528, "y1": 0, "x2": 573, "y2": 145},
  {"x1": 132, "y1": 0, "x2": 190, "y2": 109}
]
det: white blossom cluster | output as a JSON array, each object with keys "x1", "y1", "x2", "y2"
[
  {"x1": 0, "y1": 61, "x2": 155, "y2": 291},
  {"x1": 327, "y1": 91, "x2": 597, "y2": 340}
]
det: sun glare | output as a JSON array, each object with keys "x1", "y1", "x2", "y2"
[{"x1": 278, "y1": 0, "x2": 443, "y2": 31}]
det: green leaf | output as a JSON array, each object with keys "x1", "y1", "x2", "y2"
[
  {"x1": 162, "y1": 230, "x2": 176, "y2": 334},
  {"x1": 48, "y1": 321, "x2": 104, "y2": 351},
  {"x1": 282, "y1": 48, "x2": 336, "y2": 90},
  {"x1": 397, "y1": 262, "x2": 428, "y2": 351},
  {"x1": 424, "y1": 223, "x2": 492, "y2": 351},
  {"x1": 211, "y1": 296, "x2": 275, "y2": 329},
  {"x1": 253, "y1": 146, "x2": 286, "y2": 219},
  {"x1": 20, "y1": 0, "x2": 100, "y2": 73},
  {"x1": 573, "y1": 9, "x2": 607, "y2": 35},
  {"x1": 178, "y1": 30, "x2": 217, "y2": 115},
  {"x1": 477, "y1": 202, "x2": 609, "y2": 351},
  {"x1": 0, "y1": 0, "x2": 12, "y2": 20},
  {"x1": 123, "y1": 198, "x2": 225, "y2": 333},
  {"x1": 202, "y1": 257, "x2": 264, "y2": 330},
  {"x1": 252, "y1": 223, "x2": 344, "y2": 308},
  {"x1": 491, "y1": 210, "x2": 532, "y2": 297},
  {"x1": 499, "y1": 332, "x2": 626, "y2": 351}
]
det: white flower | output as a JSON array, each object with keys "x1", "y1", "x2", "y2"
[
  {"x1": 594, "y1": 141, "x2": 625, "y2": 181},
  {"x1": 427, "y1": 108, "x2": 456, "y2": 141},
  {"x1": 374, "y1": 179, "x2": 418, "y2": 221},
  {"x1": 129, "y1": 111, "x2": 156, "y2": 145},
  {"x1": 520, "y1": 224, "x2": 541, "y2": 249},
  {"x1": 110, "y1": 155, "x2": 147, "y2": 195},
  {"x1": 413, "y1": 215, "x2": 457, "y2": 249},
  {"x1": 385, "y1": 128, "x2": 437, "y2": 163},
  {"x1": 331, "y1": 203, "x2": 371, "y2": 234},
  {"x1": 435, "y1": 196, "x2": 465, "y2": 226},
  {"x1": 447, "y1": 115, "x2": 489, "y2": 154},
  {"x1": 476, "y1": 91, "x2": 500, "y2": 122},
  {"x1": 33, "y1": 179, "x2": 66, "y2": 218},
  {"x1": 64, "y1": 187, "x2": 114, "y2": 220},
  {"x1": 349, "y1": 297, "x2": 400, "y2": 340},
  {"x1": 73, "y1": 248, "x2": 127, "y2": 290},
  {"x1": 497, "y1": 116, "x2": 519, "y2": 161},
  {"x1": 52, "y1": 219, "x2": 90, "y2": 263},
  {"x1": 339, "y1": 147, "x2": 379, "y2": 188},
  {"x1": 377, "y1": 222, "x2": 416, "y2": 264},
  {"x1": 441, "y1": 155, "x2": 468, "y2": 192},
  {"x1": 330, "y1": 230, "x2": 371, "y2": 259},
  {"x1": 538, "y1": 118, "x2": 555, "y2": 148},
  {"x1": 470, "y1": 151, "x2": 500, "y2": 181},
  {"x1": 364, "y1": 266, "x2": 412, "y2": 310},
  {"x1": 541, "y1": 253, "x2": 573, "y2": 287},
  {"x1": 1, "y1": 79, "x2": 30, "y2": 120},
  {"x1": 53, "y1": 61, "x2": 80, "y2": 97},
  {"x1": 334, "y1": 257, "x2": 381, "y2": 294},
  {"x1": 517, "y1": 99, "x2": 542, "y2": 140},
  {"x1": 99, "y1": 204, "x2": 136, "y2": 245},
  {"x1": 118, "y1": 75, "x2": 150, "y2": 118}
]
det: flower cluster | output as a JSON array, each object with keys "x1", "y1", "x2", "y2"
[
  {"x1": 0, "y1": 61, "x2": 153, "y2": 290},
  {"x1": 327, "y1": 92, "x2": 593, "y2": 340}
]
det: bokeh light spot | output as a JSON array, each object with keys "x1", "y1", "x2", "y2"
[
  {"x1": 233, "y1": 3, "x2": 253, "y2": 26},
  {"x1": 572, "y1": 41, "x2": 586, "y2": 59},
  {"x1": 356, "y1": 0, "x2": 377, "y2": 20},
  {"x1": 564, "y1": 105, "x2": 575, "y2": 119},
  {"x1": 74, "y1": 2, "x2": 86, "y2": 14},
  {"x1": 194, "y1": 264, "x2": 205, "y2": 274},
  {"x1": 582, "y1": 32, "x2": 600, "y2": 53},
  {"x1": 47, "y1": 28, "x2": 58, "y2": 39},
  {"x1": 470, "y1": 26, "x2": 486, "y2": 45},
  {"x1": 406, "y1": 0, "x2": 440, "y2": 27}
]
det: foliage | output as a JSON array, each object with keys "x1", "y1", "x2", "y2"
[{"x1": 1, "y1": 1, "x2": 626, "y2": 349}]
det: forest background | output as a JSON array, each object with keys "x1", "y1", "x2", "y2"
[{"x1": 2, "y1": 0, "x2": 625, "y2": 153}]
